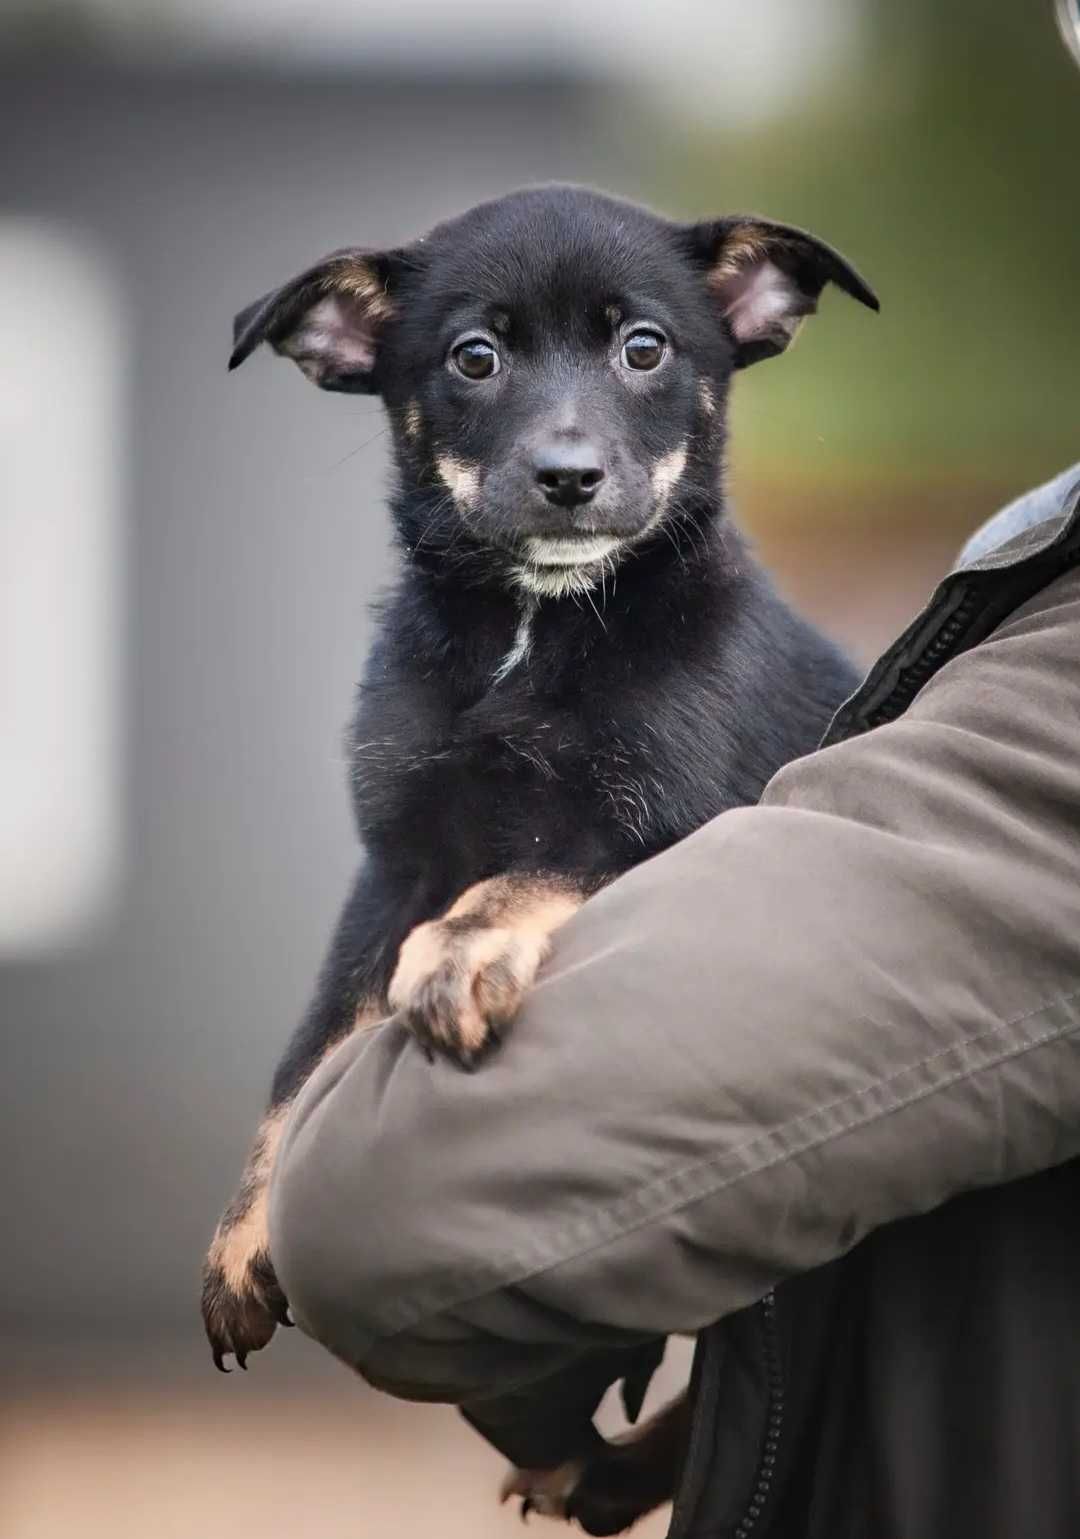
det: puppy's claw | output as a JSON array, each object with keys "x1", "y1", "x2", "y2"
[
  {"x1": 501, "y1": 1461, "x2": 584, "y2": 1524},
  {"x1": 202, "y1": 1250, "x2": 285, "y2": 1374},
  {"x1": 269, "y1": 1295, "x2": 293, "y2": 1328}
]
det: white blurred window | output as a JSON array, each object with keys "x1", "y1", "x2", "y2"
[{"x1": 0, "y1": 223, "x2": 126, "y2": 957}]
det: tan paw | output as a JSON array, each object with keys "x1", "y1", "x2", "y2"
[
  {"x1": 202, "y1": 1244, "x2": 290, "y2": 1371},
  {"x1": 201, "y1": 1172, "x2": 291, "y2": 1371},
  {"x1": 388, "y1": 919, "x2": 549, "y2": 1067}
]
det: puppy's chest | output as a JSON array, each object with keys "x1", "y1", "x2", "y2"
[
  {"x1": 365, "y1": 698, "x2": 592, "y2": 805},
  {"x1": 354, "y1": 680, "x2": 674, "y2": 863}
]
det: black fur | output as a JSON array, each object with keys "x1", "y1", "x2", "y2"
[
  {"x1": 205, "y1": 186, "x2": 874, "y2": 1370},
  {"x1": 272, "y1": 525, "x2": 859, "y2": 1095},
  {"x1": 226, "y1": 185, "x2": 874, "y2": 1099}
]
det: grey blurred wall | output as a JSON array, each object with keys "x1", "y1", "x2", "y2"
[{"x1": 0, "y1": 60, "x2": 636, "y2": 1341}]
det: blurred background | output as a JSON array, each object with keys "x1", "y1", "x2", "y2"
[{"x1": 1, "y1": 2, "x2": 1078, "y2": 1534}]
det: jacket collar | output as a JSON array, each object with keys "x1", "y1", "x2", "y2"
[
  {"x1": 954, "y1": 464, "x2": 1080, "y2": 571},
  {"x1": 822, "y1": 464, "x2": 1080, "y2": 747}
]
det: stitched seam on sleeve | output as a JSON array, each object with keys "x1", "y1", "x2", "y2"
[{"x1": 379, "y1": 987, "x2": 1080, "y2": 1335}]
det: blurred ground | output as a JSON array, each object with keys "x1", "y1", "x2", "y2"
[{"x1": 1, "y1": 1338, "x2": 692, "y2": 1539}]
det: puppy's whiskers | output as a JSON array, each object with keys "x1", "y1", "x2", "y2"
[{"x1": 326, "y1": 422, "x2": 391, "y2": 471}]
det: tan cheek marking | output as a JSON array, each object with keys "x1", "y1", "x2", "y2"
[
  {"x1": 436, "y1": 453, "x2": 480, "y2": 509},
  {"x1": 651, "y1": 443, "x2": 688, "y2": 508},
  {"x1": 403, "y1": 400, "x2": 422, "y2": 442},
  {"x1": 697, "y1": 380, "x2": 716, "y2": 417}
]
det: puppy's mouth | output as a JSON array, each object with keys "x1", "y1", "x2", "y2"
[{"x1": 521, "y1": 534, "x2": 622, "y2": 568}]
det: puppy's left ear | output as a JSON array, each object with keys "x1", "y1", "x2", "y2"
[
  {"x1": 685, "y1": 217, "x2": 879, "y2": 368},
  {"x1": 228, "y1": 247, "x2": 411, "y2": 394}
]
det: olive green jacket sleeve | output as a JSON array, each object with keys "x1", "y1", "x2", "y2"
[{"x1": 269, "y1": 563, "x2": 1080, "y2": 1439}]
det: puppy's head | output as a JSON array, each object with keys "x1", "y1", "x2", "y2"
[{"x1": 231, "y1": 187, "x2": 876, "y2": 595}]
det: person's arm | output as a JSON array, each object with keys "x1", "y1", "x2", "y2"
[{"x1": 269, "y1": 564, "x2": 1080, "y2": 1461}]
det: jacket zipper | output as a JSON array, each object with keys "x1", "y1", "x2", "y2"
[
  {"x1": 733, "y1": 1292, "x2": 784, "y2": 1539},
  {"x1": 862, "y1": 536, "x2": 1080, "y2": 735},
  {"x1": 861, "y1": 592, "x2": 980, "y2": 731}
]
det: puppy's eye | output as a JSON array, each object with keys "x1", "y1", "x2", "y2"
[
  {"x1": 451, "y1": 338, "x2": 500, "y2": 380},
  {"x1": 621, "y1": 330, "x2": 666, "y2": 371}
]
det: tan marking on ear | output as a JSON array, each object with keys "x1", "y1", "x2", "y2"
[
  {"x1": 436, "y1": 454, "x2": 480, "y2": 509},
  {"x1": 651, "y1": 443, "x2": 688, "y2": 508},
  {"x1": 326, "y1": 260, "x2": 395, "y2": 324},
  {"x1": 697, "y1": 379, "x2": 716, "y2": 417},
  {"x1": 708, "y1": 222, "x2": 773, "y2": 284},
  {"x1": 403, "y1": 400, "x2": 422, "y2": 442}
]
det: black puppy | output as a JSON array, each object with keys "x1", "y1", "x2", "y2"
[{"x1": 202, "y1": 187, "x2": 875, "y2": 1506}]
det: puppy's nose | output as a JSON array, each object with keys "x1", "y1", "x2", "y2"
[{"x1": 532, "y1": 440, "x2": 606, "y2": 508}]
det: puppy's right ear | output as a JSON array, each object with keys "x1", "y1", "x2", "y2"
[{"x1": 229, "y1": 248, "x2": 408, "y2": 394}]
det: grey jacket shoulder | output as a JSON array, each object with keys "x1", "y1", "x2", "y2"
[{"x1": 955, "y1": 462, "x2": 1080, "y2": 568}]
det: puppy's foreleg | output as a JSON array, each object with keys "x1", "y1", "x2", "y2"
[
  {"x1": 202, "y1": 860, "x2": 421, "y2": 1370},
  {"x1": 201, "y1": 1000, "x2": 382, "y2": 1370}
]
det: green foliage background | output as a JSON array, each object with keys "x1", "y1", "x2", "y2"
[{"x1": 641, "y1": 1, "x2": 1080, "y2": 527}]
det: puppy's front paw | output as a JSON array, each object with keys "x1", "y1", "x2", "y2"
[
  {"x1": 388, "y1": 919, "x2": 548, "y2": 1068},
  {"x1": 502, "y1": 1438, "x2": 674, "y2": 1535},
  {"x1": 501, "y1": 1461, "x2": 586, "y2": 1523},
  {"x1": 202, "y1": 1221, "x2": 291, "y2": 1371}
]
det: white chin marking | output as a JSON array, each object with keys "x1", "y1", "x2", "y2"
[
  {"x1": 523, "y1": 535, "x2": 621, "y2": 567},
  {"x1": 513, "y1": 563, "x2": 613, "y2": 600},
  {"x1": 513, "y1": 536, "x2": 622, "y2": 600}
]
